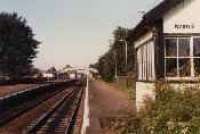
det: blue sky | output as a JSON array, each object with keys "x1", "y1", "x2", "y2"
[{"x1": 0, "y1": 0, "x2": 162, "y2": 69}]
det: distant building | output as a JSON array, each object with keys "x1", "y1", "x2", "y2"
[
  {"x1": 57, "y1": 66, "x2": 87, "y2": 80},
  {"x1": 42, "y1": 72, "x2": 54, "y2": 79},
  {"x1": 129, "y1": 0, "x2": 200, "y2": 110}
]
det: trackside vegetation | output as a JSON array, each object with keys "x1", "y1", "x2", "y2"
[
  {"x1": 91, "y1": 26, "x2": 135, "y2": 82},
  {"x1": 108, "y1": 83, "x2": 200, "y2": 134}
]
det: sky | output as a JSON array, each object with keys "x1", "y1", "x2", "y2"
[{"x1": 0, "y1": 0, "x2": 162, "y2": 70}]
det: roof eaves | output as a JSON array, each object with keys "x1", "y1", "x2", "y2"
[
  {"x1": 128, "y1": 0, "x2": 184, "y2": 42},
  {"x1": 144, "y1": 0, "x2": 184, "y2": 23}
]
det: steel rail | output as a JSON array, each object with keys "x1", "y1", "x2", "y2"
[
  {"x1": 0, "y1": 81, "x2": 76, "y2": 126},
  {"x1": 24, "y1": 87, "x2": 83, "y2": 134},
  {"x1": 25, "y1": 89, "x2": 75, "y2": 133}
]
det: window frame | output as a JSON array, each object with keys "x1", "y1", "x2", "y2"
[{"x1": 164, "y1": 35, "x2": 200, "y2": 80}]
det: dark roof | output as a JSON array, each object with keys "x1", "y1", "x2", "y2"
[
  {"x1": 144, "y1": 0, "x2": 184, "y2": 23},
  {"x1": 128, "y1": 0, "x2": 185, "y2": 42}
]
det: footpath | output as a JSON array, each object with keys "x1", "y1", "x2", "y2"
[{"x1": 86, "y1": 80, "x2": 135, "y2": 134}]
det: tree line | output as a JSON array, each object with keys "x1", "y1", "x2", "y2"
[
  {"x1": 91, "y1": 26, "x2": 136, "y2": 82},
  {"x1": 0, "y1": 12, "x2": 40, "y2": 79}
]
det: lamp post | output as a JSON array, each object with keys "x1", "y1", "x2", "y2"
[
  {"x1": 113, "y1": 50, "x2": 118, "y2": 80},
  {"x1": 119, "y1": 39, "x2": 129, "y2": 87},
  {"x1": 109, "y1": 39, "x2": 118, "y2": 80},
  {"x1": 119, "y1": 39, "x2": 128, "y2": 74},
  {"x1": 109, "y1": 39, "x2": 128, "y2": 83},
  {"x1": 119, "y1": 39, "x2": 128, "y2": 68}
]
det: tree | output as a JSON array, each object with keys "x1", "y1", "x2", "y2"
[
  {"x1": 0, "y1": 12, "x2": 40, "y2": 78},
  {"x1": 63, "y1": 64, "x2": 72, "y2": 70},
  {"x1": 95, "y1": 52, "x2": 115, "y2": 82},
  {"x1": 30, "y1": 67, "x2": 42, "y2": 76},
  {"x1": 113, "y1": 26, "x2": 128, "y2": 41},
  {"x1": 92, "y1": 26, "x2": 136, "y2": 81},
  {"x1": 113, "y1": 26, "x2": 129, "y2": 75},
  {"x1": 47, "y1": 67, "x2": 57, "y2": 77}
]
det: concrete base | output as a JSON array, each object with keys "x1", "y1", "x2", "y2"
[{"x1": 136, "y1": 82, "x2": 155, "y2": 112}]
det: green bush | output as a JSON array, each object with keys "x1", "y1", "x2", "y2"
[{"x1": 122, "y1": 83, "x2": 200, "y2": 134}]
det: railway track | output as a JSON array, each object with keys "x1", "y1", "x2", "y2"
[
  {"x1": 25, "y1": 87, "x2": 83, "y2": 134},
  {"x1": 0, "y1": 80, "x2": 76, "y2": 126}
]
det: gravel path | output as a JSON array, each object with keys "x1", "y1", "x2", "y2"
[{"x1": 87, "y1": 80, "x2": 135, "y2": 134}]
